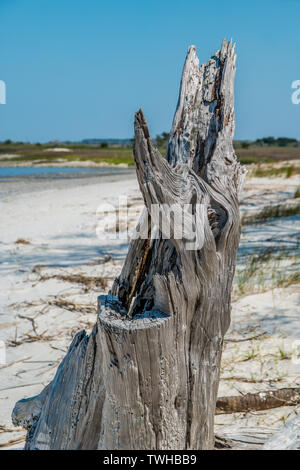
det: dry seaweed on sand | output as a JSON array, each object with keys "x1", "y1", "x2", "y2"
[
  {"x1": 38, "y1": 272, "x2": 108, "y2": 290},
  {"x1": 14, "y1": 238, "x2": 31, "y2": 245}
]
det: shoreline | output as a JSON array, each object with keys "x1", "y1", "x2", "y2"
[
  {"x1": 0, "y1": 168, "x2": 136, "y2": 199},
  {"x1": 0, "y1": 160, "x2": 133, "y2": 168}
]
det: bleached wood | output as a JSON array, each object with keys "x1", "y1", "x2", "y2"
[{"x1": 12, "y1": 39, "x2": 244, "y2": 450}]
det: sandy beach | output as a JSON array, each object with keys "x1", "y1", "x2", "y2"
[{"x1": 0, "y1": 166, "x2": 299, "y2": 449}]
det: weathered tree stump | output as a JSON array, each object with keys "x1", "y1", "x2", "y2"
[{"x1": 12, "y1": 39, "x2": 245, "y2": 450}]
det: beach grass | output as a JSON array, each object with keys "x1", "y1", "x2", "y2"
[
  {"x1": 235, "y1": 245, "x2": 300, "y2": 297},
  {"x1": 241, "y1": 201, "x2": 300, "y2": 225}
]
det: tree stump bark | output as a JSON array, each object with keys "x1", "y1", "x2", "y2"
[{"x1": 12, "y1": 39, "x2": 245, "y2": 450}]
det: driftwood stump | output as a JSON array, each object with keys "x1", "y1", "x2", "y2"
[{"x1": 12, "y1": 39, "x2": 245, "y2": 450}]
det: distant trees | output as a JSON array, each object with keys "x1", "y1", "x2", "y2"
[
  {"x1": 153, "y1": 134, "x2": 300, "y2": 150},
  {"x1": 240, "y1": 141, "x2": 250, "y2": 149},
  {"x1": 131, "y1": 133, "x2": 169, "y2": 149},
  {"x1": 2, "y1": 136, "x2": 297, "y2": 150},
  {"x1": 254, "y1": 137, "x2": 299, "y2": 147},
  {"x1": 155, "y1": 132, "x2": 169, "y2": 147},
  {"x1": 235, "y1": 137, "x2": 299, "y2": 149}
]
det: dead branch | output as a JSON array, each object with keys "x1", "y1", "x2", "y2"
[
  {"x1": 216, "y1": 388, "x2": 300, "y2": 414},
  {"x1": 47, "y1": 298, "x2": 95, "y2": 314}
]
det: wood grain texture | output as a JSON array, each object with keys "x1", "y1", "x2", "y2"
[{"x1": 12, "y1": 39, "x2": 244, "y2": 450}]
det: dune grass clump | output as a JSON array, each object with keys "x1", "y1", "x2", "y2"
[
  {"x1": 235, "y1": 248, "x2": 274, "y2": 295},
  {"x1": 275, "y1": 270, "x2": 300, "y2": 288},
  {"x1": 234, "y1": 246, "x2": 300, "y2": 296},
  {"x1": 294, "y1": 187, "x2": 300, "y2": 198},
  {"x1": 241, "y1": 201, "x2": 300, "y2": 225},
  {"x1": 15, "y1": 238, "x2": 31, "y2": 245}
]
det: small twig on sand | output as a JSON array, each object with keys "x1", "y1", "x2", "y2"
[
  {"x1": 23, "y1": 360, "x2": 58, "y2": 363},
  {"x1": 221, "y1": 376, "x2": 283, "y2": 384},
  {"x1": 0, "y1": 356, "x2": 31, "y2": 370},
  {"x1": 47, "y1": 298, "x2": 95, "y2": 315},
  {"x1": 0, "y1": 425, "x2": 25, "y2": 434},
  {"x1": 7, "y1": 330, "x2": 55, "y2": 347},
  {"x1": 50, "y1": 345, "x2": 67, "y2": 353},
  {"x1": 17, "y1": 314, "x2": 38, "y2": 335},
  {"x1": 35, "y1": 362, "x2": 59, "y2": 377},
  {"x1": 39, "y1": 273, "x2": 108, "y2": 291},
  {"x1": 0, "y1": 436, "x2": 26, "y2": 448},
  {"x1": 224, "y1": 332, "x2": 268, "y2": 343},
  {"x1": 0, "y1": 382, "x2": 46, "y2": 392}
]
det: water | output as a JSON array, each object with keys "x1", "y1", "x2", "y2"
[
  {"x1": 0, "y1": 166, "x2": 136, "y2": 198},
  {"x1": 0, "y1": 166, "x2": 132, "y2": 180}
]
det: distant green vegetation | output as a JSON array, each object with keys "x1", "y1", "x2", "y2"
[
  {"x1": 250, "y1": 165, "x2": 300, "y2": 178},
  {"x1": 254, "y1": 137, "x2": 300, "y2": 147},
  {"x1": 155, "y1": 132, "x2": 169, "y2": 147},
  {"x1": 235, "y1": 136, "x2": 300, "y2": 148},
  {"x1": 0, "y1": 141, "x2": 135, "y2": 166},
  {"x1": 1, "y1": 134, "x2": 300, "y2": 166},
  {"x1": 237, "y1": 155, "x2": 272, "y2": 165},
  {"x1": 236, "y1": 147, "x2": 300, "y2": 164},
  {"x1": 235, "y1": 136, "x2": 300, "y2": 164}
]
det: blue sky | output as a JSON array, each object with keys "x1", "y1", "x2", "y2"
[{"x1": 0, "y1": 0, "x2": 299, "y2": 142}]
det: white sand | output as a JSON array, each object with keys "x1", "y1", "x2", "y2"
[
  {"x1": 44, "y1": 148, "x2": 71, "y2": 153},
  {"x1": 0, "y1": 171, "x2": 299, "y2": 449}
]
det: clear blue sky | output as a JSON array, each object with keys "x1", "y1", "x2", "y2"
[{"x1": 0, "y1": 0, "x2": 299, "y2": 142}]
